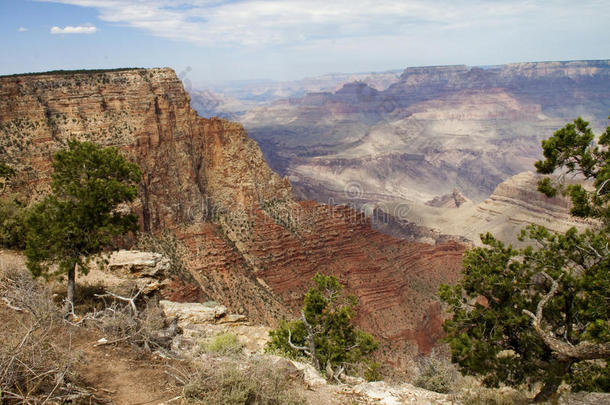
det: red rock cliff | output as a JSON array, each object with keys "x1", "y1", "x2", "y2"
[{"x1": 0, "y1": 68, "x2": 464, "y2": 366}]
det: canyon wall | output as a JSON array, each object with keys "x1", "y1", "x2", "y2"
[
  {"x1": 240, "y1": 60, "x2": 610, "y2": 208},
  {"x1": 0, "y1": 68, "x2": 464, "y2": 366}
]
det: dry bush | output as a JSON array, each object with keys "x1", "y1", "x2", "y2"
[
  {"x1": 0, "y1": 265, "x2": 57, "y2": 324},
  {"x1": 0, "y1": 318, "x2": 87, "y2": 404},
  {"x1": 450, "y1": 378, "x2": 529, "y2": 405},
  {"x1": 89, "y1": 295, "x2": 178, "y2": 353},
  {"x1": 0, "y1": 258, "x2": 96, "y2": 403},
  {"x1": 180, "y1": 356, "x2": 306, "y2": 405},
  {"x1": 413, "y1": 349, "x2": 461, "y2": 394}
]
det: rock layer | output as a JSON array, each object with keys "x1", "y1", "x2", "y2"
[
  {"x1": 241, "y1": 60, "x2": 610, "y2": 205},
  {"x1": 0, "y1": 68, "x2": 465, "y2": 366}
]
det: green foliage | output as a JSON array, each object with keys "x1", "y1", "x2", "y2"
[
  {"x1": 0, "y1": 162, "x2": 15, "y2": 180},
  {"x1": 24, "y1": 140, "x2": 141, "y2": 280},
  {"x1": 441, "y1": 116, "x2": 610, "y2": 400},
  {"x1": 363, "y1": 360, "x2": 383, "y2": 382},
  {"x1": 267, "y1": 273, "x2": 378, "y2": 376},
  {"x1": 0, "y1": 195, "x2": 27, "y2": 249},
  {"x1": 441, "y1": 226, "x2": 609, "y2": 395},
  {"x1": 203, "y1": 333, "x2": 244, "y2": 356},
  {"x1": 535, "y1": 117, "x2": 610, "y2": 227}
]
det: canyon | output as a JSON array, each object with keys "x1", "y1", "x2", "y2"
[
  {"x1": 0, "y1": 68, "x2": 464, "y2": 368},
  {"x1": 230, "y1": 60, "x2": 610, "y2": 233}
]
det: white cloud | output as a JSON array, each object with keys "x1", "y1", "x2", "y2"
[
  {"x1": 36, "y1": 0, "x2": 609, "y2": 48},
  {"x1": 50, "y1": 24, "x2": 97, "y2": 35},
  {"x1": 18, "y1": 27, "x2": 29, "y2": 32},
  {"x1": 32, "y1": 0, "x2": 584, "y2": 46}
]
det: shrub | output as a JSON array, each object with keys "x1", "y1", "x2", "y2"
[
  {"x1": 267, "y1": 273, "x2": 378, "y2": 378},
  {"x1": 0, "y1": 260, "x2": 90, "y2": 403},
  {"x1": 413, "y1": 352, "x2": 460, "y2": 394},
  {"x1": 182, "y1": 357, "x2": 306, "y2": 405},
  {"x1": 0, "y1": 195, "x2": 27, "y2": 249},
  {"x1": 203, "y1": 333, "x2": 244, "y2": 356},
  {"x1": 91, "y1": 297, "x2": 175, "y2": 352}
]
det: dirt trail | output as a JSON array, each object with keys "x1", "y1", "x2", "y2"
[{"x1": 74, "y1": 334, "x2": 180, "y2": 405}]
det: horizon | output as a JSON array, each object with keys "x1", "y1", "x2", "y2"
[
  {"x1": 2, "y1": 0, "x2": 610, "y2": 84},
  {"x1": 2, "y1": 58, "x2": 609, "y2": 88}
]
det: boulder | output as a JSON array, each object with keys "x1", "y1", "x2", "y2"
[
  {"x1": 159, "y1": 300, "x2": 227, "y2": 327},
  {"x1": 108, "y1": 250, "x2": 170, "y2": 277}
]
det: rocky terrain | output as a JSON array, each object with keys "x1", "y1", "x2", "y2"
[
  {"x1": 372, "y1": 171, "x2": 595, "y2": 246},
  {"x1": 238, "y1": 60, "x2": 610, "y2": 212},
  {"x1": 0, "y1": 68, "x2": 464, "y2": 367}
]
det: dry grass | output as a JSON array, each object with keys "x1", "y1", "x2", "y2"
[
  {"x1": 450, "y1": 378, "x2": 530, "y2": 405},
  {"x1": 179, "y1": 356, "x2": 307, "y2": 405}
]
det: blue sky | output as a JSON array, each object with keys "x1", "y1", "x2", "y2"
[{"x1": 1, "y1": 0, "x2": 610, "y2": 84}]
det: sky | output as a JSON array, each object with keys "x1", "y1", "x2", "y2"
[{"x1": 1, "y1": 0, "x2": 610, "y2": 85}]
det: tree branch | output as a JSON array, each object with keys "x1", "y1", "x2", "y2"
[
  {"x1": 523, "y1": 273, "x2": 610, "y2": 361},
  {"x1": 287, "y1": 327, "x2": 310, "y2": 355},
  {"x1": 94, "y1": 286, "x2": 144, "y2": 316}
]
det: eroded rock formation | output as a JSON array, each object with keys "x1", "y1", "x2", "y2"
[
  {"x1": 240, "y1": 60, "x2": 610, "y2": 205},
  {"x1": 0, "y1": 68, "x2": 465, "y2": 366}
]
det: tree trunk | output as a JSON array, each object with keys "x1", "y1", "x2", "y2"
[
  {"x1": 301, "y1": 311, "x2": 320, "y2": 371},
  {"x1": 64, "y1": 263, "x2": 76, "y2": 314},
  {"x1": 533, "y1": 360, "x2": 572, "y2": 403},
  {"x1": 533, "y1": 379, "x2": 561, "y2": 403}
]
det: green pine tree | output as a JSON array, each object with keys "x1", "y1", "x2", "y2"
[
  {"x1": 440, "y1": 117, "x2": 610, "y2": 402},
  {"x1": 25, "y1": 140, "x2": 141, "y2": 312},
  {"x1": 267, "y1": 273, "x2": 378, "y2": 379}
]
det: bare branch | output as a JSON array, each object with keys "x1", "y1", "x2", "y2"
[
  {"x1": 301, "y1": 311, "x2": 321, "y2": 371},
  {"x1": 94, "y1": 286, "x2": 144, "y2": 316},
  {"x1": 287, "y1": 328, "x2": 310, "y2": 355},
  {"x1": 524, "y1": 273, "x2": 610, "y2": 361}
]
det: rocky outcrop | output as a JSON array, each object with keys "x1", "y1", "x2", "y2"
[
  {"x1": 0, "y1": 68, "x2": 465, "y2": 368},
  {"x1": 372, "y1": 171, "x2": 595, "y2": 247},
  {"x1": 107, "y1": 250, "x2": 170, "y2": 277},
  {"x1": 426, "y1": 189, "x2": 470, "y2": 208}
]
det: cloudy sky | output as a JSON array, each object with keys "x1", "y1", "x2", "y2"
[{"x1": 1, "y1": 0, "x2": 609, "y2": 84}]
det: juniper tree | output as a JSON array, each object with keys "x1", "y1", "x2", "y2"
[
  {"x1": 267, "y1": 273, "x2": 378, "y2": 379},
  {"x1": 440, "y1": 117, "x2": 609, "y2": 402},
  {"x1": 25, "y1": 140, "x2": 141, "y2": 312}
]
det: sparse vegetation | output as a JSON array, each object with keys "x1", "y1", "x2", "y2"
[
  {"x1": 0, "y1": 258, "x2": 90, "y2": 403},
  {"x1": 0, "y1": 67, "x2": 146, "y2": 79},
  {"x1": 414, "y1": 350, "x2": 461, "y2": 394},
  {"x1": 203, "y1": 333, "x2": 245, "y2": 356},
  {"x1": 0, "y1": 194, "x2": 27, "y2": 249},
  {"x1": 181, "y1": 357, "x2": 306, "y2": 405}
]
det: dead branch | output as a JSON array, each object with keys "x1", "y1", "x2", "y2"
[
  {"x1": 94, "y1": 286, "x2": 144, "y2": 316},
  {"x1": 523, "y1": 273, "x2": 610, "y2": 361},
  {"x1": 301, "y1": 310, "x2": 321, "y2": 371},
  {"x1": 287, "y1": 328, "x2": 310, "y2": 355}
]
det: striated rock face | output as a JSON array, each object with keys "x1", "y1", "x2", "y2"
[
  {"x1": 373, "y1": 171, "x2": 594, "y2": 247},
  {"x1": 0, "y1": 68, "x2": 465, "y2": 367},
  {"x1": 0, "y1": 68, "x2": 293, "y2": 324},
  {"x1": 240, "y1": 60, "x2": 610, "y2": 207}
]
